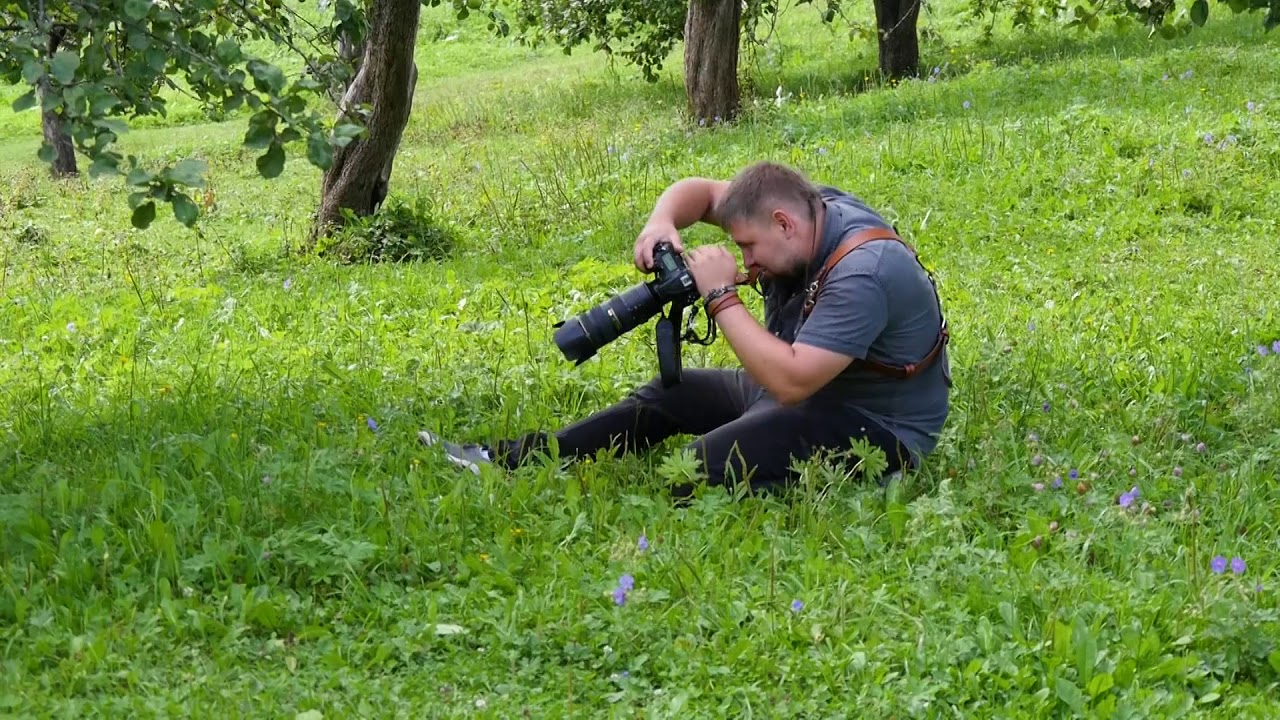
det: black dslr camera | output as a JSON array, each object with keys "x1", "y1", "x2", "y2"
[{"x1": 553, "y1": 241, "x2": 715, "y2": 387}]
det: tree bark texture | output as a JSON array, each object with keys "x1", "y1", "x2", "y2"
[
  {"x1": 872, "y1": 0, "x2": 921, "y2": 81},
  {"x1": 313, "y1": 0, "x2": 421, "y2": 239},
  {"x1": 683, "y1": 0, "x2": 741, "y2": 124}
]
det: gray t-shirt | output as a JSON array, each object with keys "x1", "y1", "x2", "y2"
[{"x1": 759, "y1": 185, "x2": 951, "y2": 463}]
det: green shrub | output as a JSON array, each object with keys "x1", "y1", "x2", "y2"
[{"x1": 315, "y1": 194, "x2": 459, "y2": 264}]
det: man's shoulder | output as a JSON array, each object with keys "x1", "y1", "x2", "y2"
[{"x1": 827, "y1": 237, "x2": 914, "y2": 281}]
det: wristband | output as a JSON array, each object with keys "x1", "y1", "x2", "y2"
[
  {"x1": 702, "y1": 285, "x2": 737, "y2": 305},
  {"x1": 708, "y1": 293, "x2": 744, "y2": 320}
]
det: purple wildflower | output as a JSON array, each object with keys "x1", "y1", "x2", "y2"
[
  {"x1": 1203, "y1": 132, "x2": 1214, "y2": 144},
  {"x1": 1246, "y1": 101, "x2": 1256, "y2": 112},
  {"x1": 638, "y1": 534, "x2": 649, "y2": 552},
  {"x1": 1042, "y1": 402, "x2": 1050, "y2": 412},
  {"x1": 1173, "y1": 466, "x2": 1183, "y2": 478},
  {"x1": 1259, "y1": 345, "x2": 1271, "y2": 356},
  {"x1": 1118, "y1": 486, "x2": 1138, "y2": 508},
  {"x1": 963, "y1": 100, "x2": 972, "y2": 110},
  {"x1": 1273, "y1": 340, "x2": 1280, "y2": 354},
  {"x1": 283, "y1": 277, "x2": 293, "y2": 290},
  {"x1": 612, "y1": 587, "x2": 627, "y2": 606},
  {"x1": 1182, "y1": 169, "x2": 1191, "y2": 178},
  {"x1": 1195, "y1": 442, "x2": 1206, "y2": 453},
  {"x1": 1069, "y1": 469, "x2": 1079, "y2": 480},
  {"x1": 791, "y1": 599, "x2": 804, "y2": 613},
  {"x1": 367, "y1": 417, "x2": 379, "y2": 432},
  {"x1": 1211, "y1": 555, "x2": 1227, "y2": 574},
  {"x1": 1231, "y1": 557, "x2": 1246, "y2": 575},
  {"x1": 1052, "y1": 475, "x2": 1063, "y2": 489},
  {"x1": 1031, "y1": 454, "x2": 1044, "y2": 466},
  {"x1": 619, "y1": 574, "x2": 635, "y2": 592},
  {"x1": 932, "y1": 66, "x2": 941, "y2": 76},
  {"x1": 1032, "y1": 482, "x2": 1045, "y2": 492}
]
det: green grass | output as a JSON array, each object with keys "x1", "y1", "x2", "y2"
[{"x1": 4, "y1": 0, "x2": 1280, "y2": 715}]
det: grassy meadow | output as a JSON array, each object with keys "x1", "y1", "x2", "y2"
[{"x1": 3, "y1": 0, "x2": 1280, "y2": 715}]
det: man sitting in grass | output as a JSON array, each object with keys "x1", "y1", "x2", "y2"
[{"x1": 421, "y1": 161, "x2": 951, "y2": 496}]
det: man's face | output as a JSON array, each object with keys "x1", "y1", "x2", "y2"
[{"x1": 726, "y1": 209, "x2": 808, "y2": 279}]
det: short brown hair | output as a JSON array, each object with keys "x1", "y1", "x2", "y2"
[{"x1": 714, "y1": 161, "x2": 822, "y2": 227}]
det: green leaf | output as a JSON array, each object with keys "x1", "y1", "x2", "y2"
[
  {"x1": 215, "y1": 39, "x2": 242, "y2": 64},
  {"x1": 126, "y1": 169, "x2": 154, "y2": 187},
  {"x1": 50, "y1": 51, "x2": 80, "y2": 84},
  {"x1": 132, "y1": 200, "x2": 157, "y2": 230},
  {"x1": 168, "y1": 158, "x2": 207, "y2": 187},
  {"x1": 22, "y1": 60, "x2": 44, "y2": 84},
  {"x1": 172, "y1": 194, "x2": 199, "y2": 227},
  {"x1": 95, "y1": 118, "x2": 129, "y2": 135},
  {"x1": 124, "y1": 0, "x2": 153, "y2": 20},
  {"x1": 1055, "y1": 677, "x2": 1084, "y2": 712},
  {"x1": 248, "y1": 61, "x2": 286, "y2": 93},
  {"x1": 244, "y1": 113, "x2": 277, "y2": 150},
  {"x1": 11, "y1": 91, "x2": 36, "y2": 113},
  {"x1": 256, "y1": 143, "x2": 285, "y2": 179},
  {"x1": 307, "y1": 135, "x2": 334, "y2": 170},
  {"x1": 37, "y1": 143, "x2": 54, "y2": 163},
  {"x1": 89, "y1": 156, "x2": 120, "y2": 178},
  {"x1": 1191, "y1": 0, "x2": 1208, "y2": 26},
  {"x1": 1268, "y1": 650, "x2": 1280, "y2": 673},
  {"x1": 1072, "y1": 616, "x2": 1098, "y2": 687}
]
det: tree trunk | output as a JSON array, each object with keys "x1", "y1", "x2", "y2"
[
  {"x1": 312, "y1": 0, "x2": 421, "y2": 240},
  {"x1": 872, "y1": 0, "x2": 921, "y2": 81},
  {"x1": 39, "y1": 28, "x2": 77, "y2": 178},
  {"x1": 37, "y1": 77, "x2": 78, "y2": 178},
  {"x1": 683, "y1": 0, "x2": 741, "y2": 125}
]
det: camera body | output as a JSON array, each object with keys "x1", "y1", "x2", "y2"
[
  {"x1": 552, "y1": 241, "x2": 701, "y2": 383},
  {"x1": 648, "y1": 241, "x2": 700, "y2": 307}
]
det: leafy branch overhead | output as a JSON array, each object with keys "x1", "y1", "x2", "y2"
[{"x1": 0, "y1": 0, "x2": 504, "y2": 231}]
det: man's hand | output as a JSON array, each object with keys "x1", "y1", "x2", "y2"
[
  {"x1": 634, "y1": 223, "x2": 684, "y2": 272},
  {"x1": 684, "y1": 245, "x2": 741, "y2": 297}
]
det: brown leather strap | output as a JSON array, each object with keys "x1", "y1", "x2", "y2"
[
  {"x1": 802, "y1": 226, "x2": 949, "y2": 380},
  {"x1": 802, "y1": 227, "x2": 908, "y2": 318}
]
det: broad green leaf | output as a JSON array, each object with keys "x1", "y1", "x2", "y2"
[
  {"x1": 257, "y1": 143, "x2": 286, "y2": 179},
  {"x1": 131, "y1": 200, "x2": 157, "y2": 229},
  {"x1": 50, "y1": 51, "x2": 79, "y2": 84},
  {"x1": 124, "y1": 0, "x2": 153, "y2": 20},
  {"x1": 11, "y1": 91, "x2": 36, "y2": 113},
  {"x1": 1072, "y1": 616, "x2": 1097, "y2": 687},
  {"x1": 307, "y1": 135, "x2": 334, "y2": 170},
  {"x1": 172, "y1": 194, "x2": 199, "y2": 227},
  {"x1": 95, "y1": 118, "x2": 129, "y2": 135},
  {"x1": 127, "y1": 169, "x2": 154, "y2": 187},
  {"x1": 22, "y1": 60, "x2": 44, "y2": 84},
  {"x1": 248, "y1": 60, "x2": 286, "y2": 93},
  {"x1": 169, "y1": 158, "x2": 208, "y2": 187},
  {"x1": 1055, "y1": 677, "x2": 1084, "y2": 712},
  {"x1": 89, "y1": 157, "x2": 120, "y2": 178},
  {"x1": 1268, "y1": 650, "x2": 1280, "y2": 673},
  {"x1": 1191, "y1": 0, "x2": 1208, "y2": 26},
  {"x1": 215, "y1": 39, "x2": 242, "y2": 64}
]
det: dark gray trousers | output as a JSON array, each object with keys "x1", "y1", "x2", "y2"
[{"x1": 493, "y1": 369, "x2": 912, "y2": 494}]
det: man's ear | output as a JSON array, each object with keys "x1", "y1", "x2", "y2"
[{"x1": 772, "y1": 208, "x2": 793, "y2": 234}]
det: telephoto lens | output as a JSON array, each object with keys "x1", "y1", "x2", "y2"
[{"x1": 552, "y1": 282, "x2": 664, "y2": 364}]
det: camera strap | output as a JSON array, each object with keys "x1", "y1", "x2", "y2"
[{"x1": 802, "y1": 226, "x2": 950, "y2": 380}]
